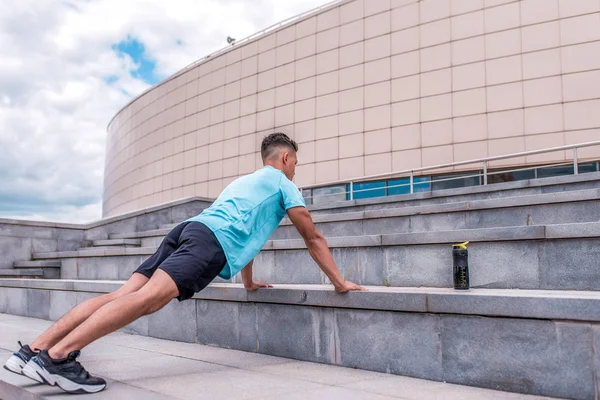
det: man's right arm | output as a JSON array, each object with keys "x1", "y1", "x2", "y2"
[{"x1": 286, "y1": 206, "x2": 366, "y2": 293}]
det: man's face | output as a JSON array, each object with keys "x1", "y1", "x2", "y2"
[{"x1": 282, "y1": 150, "x2": 297, "y2": 181}]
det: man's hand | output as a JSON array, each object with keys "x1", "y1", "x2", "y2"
[
  {"x1": 241, "y1": 259, "x2": 270, "y2": 290},
  {"x1": 244, "y1": 281, "x2": 273, "y2": 291},
  {"x1": 335, "y1": 280, "x2": 367, "y2": 293}
]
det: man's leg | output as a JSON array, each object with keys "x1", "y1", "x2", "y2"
[
  {"x1": 48, "y1": 269, "x2": 178, "y2": 359},
  {"x1": 30, "y1": 273, "x2": 149, "y2": 351}
]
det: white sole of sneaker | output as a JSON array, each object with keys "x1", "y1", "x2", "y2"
[
  {"x1": 23, "y1": 360, "x2": 106, "y2": 393},
  {"x1": 21, "y1": 361, "x2": 44, "y2": 383},
  {"x1": 3, "y1": 355, "x2": 26, "y2": 375}
]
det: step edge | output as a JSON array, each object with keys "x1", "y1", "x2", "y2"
[
  {"x1": 31, "y1": 222, "x2": 600, "y2": 257},
  {"x1": 0, "y1": 280, "x2": 599, "y2": 322}
]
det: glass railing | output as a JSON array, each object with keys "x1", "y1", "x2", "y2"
[{"x1": 300, "y1": 141, "x2": 600, "y2": 205}]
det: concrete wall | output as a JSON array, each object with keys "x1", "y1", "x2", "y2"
[
  {"x1": 83, "y1": 198, "x2": 212, "y2": 241},
  {"x1": 0, "y1": 221, "x2": 84, "y2": 269},
  {"x1": 0, "y1": 198, "x2": 212, "y2": 269},
  {"x1": 103, "y1": 0, "x2": 600, "y2": 217},
  {"x1": 0, "y1": 282, "x2": 597, "y2": 399}
]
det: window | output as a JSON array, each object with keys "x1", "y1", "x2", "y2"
[
  {"x1": 431, "y1": 172, "x2": 480, "y2": 191},
  {"x1": 312, "y1": 185, "x2": 347, "y2": 205},
  {"x1": 387, "y1": 176, "x2": 431, "y2": 196},
  {"x1": 578, "y1": 162, "x2": 598, "y2": 174},
  {"x1": 349, "y1": 181, "x2": 386, "y2": 200},
  {"x1": 537, "y1": 165, "x2": 574, "y2": 179},
  {"x1": 303, "y1": 160, "x2": 598, "y2": 206},
  {"x1": 301, "y1": 188, "x2": 312, "y2": 206},
  {"x1": 487, "y1": 169, "x2": 535, "y2": 184}
]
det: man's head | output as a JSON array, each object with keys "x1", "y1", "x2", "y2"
[{"x1": 261, "y1": 132, "x2": 298, "y2": 181}]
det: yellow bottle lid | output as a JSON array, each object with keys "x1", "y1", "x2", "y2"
[{"x1": 452, "y1": 241, "x2": 469, "y2": 250}]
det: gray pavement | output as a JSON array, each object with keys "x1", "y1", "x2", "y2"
[{"x1": 0, "y1": 313, "x2": 560, "y2": 400}]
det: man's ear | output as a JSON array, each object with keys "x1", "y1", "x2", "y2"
[{"x1": 282, "y1": 151, "x2": 289, "y2": 165}]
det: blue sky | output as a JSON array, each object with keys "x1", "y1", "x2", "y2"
[{"x1": 111, "y1": 37, "x2": 163, "y2": 86}]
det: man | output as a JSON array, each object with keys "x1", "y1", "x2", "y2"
[{"x1": 3, "y1": 132, "x2": 365, "y2": 393}]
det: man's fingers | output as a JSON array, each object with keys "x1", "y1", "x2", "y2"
[
  {"x1": 354, "y1": 283, "x2": 368, "y2": 291},
  {"x1": 347, "y1": 281, "x2": 368, "y2": 292}
]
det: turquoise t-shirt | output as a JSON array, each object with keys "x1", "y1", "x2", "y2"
[{"x1": 185, "y1": 165, "x2": 306, "y2": 280}]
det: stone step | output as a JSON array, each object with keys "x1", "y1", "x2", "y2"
[
  {"x1": 90, "y1": 239, "x2": 142, "y2": 247},
  {"x1": 1, "y1": 279, "x2": 599, "y2": 322},
  {"x1": 0, "y1": 278, "x2": 596, "y2": 399},
  {"x1": 34, "y1": 247, "x2": 155, "y2": 259},
  {"x1": 38, "y1": 224, "x2": 557, "y2": 259},
  {"x1": 307, "y1": 171, "x2": 600, "y2": 215},
  {"x1": 111, "y1": 228, "x2": 171, "y2": 240},
  {"x1": 112, "y1": 188, "x2": 600, "y2": 243},
  {"x1": 159, "y1": 223, "x2": 177, "y2": 230},
  {"x1": 297, "y1": 187, "x2": 600, "y2": 224},
  {"x1": 140, "y1": 236, "x2": 165, "y2": 248},
  {"x1": 5, "y1": 261, "x2": 62, "y2": 280},
  {"x1": 3, "y1": 315, "x2": 547, "y2": 400},
  {"x1": 13, "y1": 261, "x2": 61, "y2": 268},
  {"x1": 0, "y1": 268, "x2": 44, "y2": 277},
  {"x1": 158, "y1": 177, "x2": 600, "y2": 230},
  {"x1": 32, "y1": 222, "x2": 600, "y2": 291},
  {"x1": 275, "y1": 188, "x2": 600, "y2": 240},
  {"x1": 132, "y1": 174, "x2": 600, "y2": 239},
  {"x1": 85, "y1": 245, "x2": 143, "y2": 251},
  {"x1": 1, "y1": 314, "x2": 558, "y2": 400}
]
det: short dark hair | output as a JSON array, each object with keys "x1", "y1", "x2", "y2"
[{"x1": 261, "y1": 132, "x2": 298, "y2": 161}]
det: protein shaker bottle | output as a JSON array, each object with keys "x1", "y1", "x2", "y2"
[{"x1": 452, "y1": 241, "x2": 470, "y2": 290}]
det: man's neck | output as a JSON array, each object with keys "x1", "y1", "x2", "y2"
[{"x1": 264, "y1": 162, "x2": 282, "y2": 171}]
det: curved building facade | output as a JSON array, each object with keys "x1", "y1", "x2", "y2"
[{"x1": 104, "y1": 0, "x2": 600, "y2": 217}]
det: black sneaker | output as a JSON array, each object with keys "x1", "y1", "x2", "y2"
[
  {"x1": 22, "y1": 350, "x2": 106, "y2": 393},
  {"x1": 3, "y1": 341, "x2": 39, "y2": 377}
]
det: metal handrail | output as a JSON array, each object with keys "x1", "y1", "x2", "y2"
[
  {"x1": 107, "y1": 0, "x2": 344, "y2": 129},
  {"x1": 300, "y1": 140, "x2": 600, "y2": 201},
  {"x1": 302, "y1": 159, "x2": 588, "y2": 201}
]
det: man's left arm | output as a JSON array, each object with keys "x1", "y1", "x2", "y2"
[{"x1": 241, "y1": 259, "x2": 273, "y2": 291}]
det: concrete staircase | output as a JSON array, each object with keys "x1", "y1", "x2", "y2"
[
  {"x1": 1, "y1": 173, "x2": 600, "y2": 399},
  {"x1": 0, "y1": 198, "x2": 213, "y2": 280},
  {"x1": 27, "y1": 173, "x2": 600, "y2": 289},
  {"x1": 0, "y1": 261, "x2": 61, "y2": 279}
]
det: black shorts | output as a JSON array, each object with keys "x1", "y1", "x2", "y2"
[{"x1": 134, "y1": 221, "x2": 226, "y2": 301}]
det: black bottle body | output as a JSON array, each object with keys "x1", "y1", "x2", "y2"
[{"x1": 452, "y1": 248, "x2": 470, "y2": 290}]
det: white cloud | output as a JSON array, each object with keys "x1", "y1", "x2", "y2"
[{"x1": 0, "y1": 0, "x2": 333, "y2": 223}]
